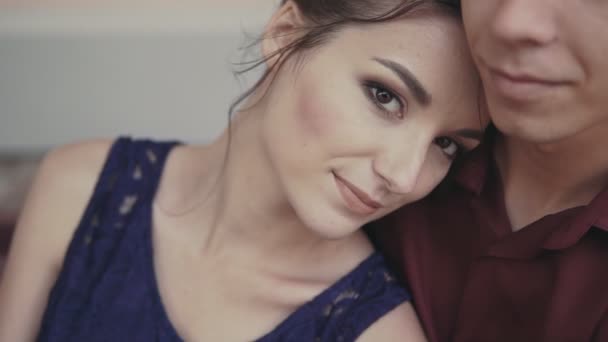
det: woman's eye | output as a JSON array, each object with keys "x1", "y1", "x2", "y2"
[
  {"x1": 434, "y1": 137, "x2": 461, "y2": 159},
  {"x1": 366, "y1": 83, "x2": 404, "y2": 118}
]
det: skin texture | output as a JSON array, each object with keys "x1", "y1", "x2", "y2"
[
  {"x1": 462, "y1": 0, "x2": 608, "y2": 230},
  {"x1": 0, "y1": 2, "x2": 485, "y2": 341}
]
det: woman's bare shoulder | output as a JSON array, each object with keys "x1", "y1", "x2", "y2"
[
  {"x1": 0, "y1": 139, "x2": 115, "y2": 341},
  {"x1": 13, "y1": 139, "x2": 115, "y2": 265}
]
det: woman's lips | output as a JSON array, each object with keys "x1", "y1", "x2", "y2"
[{"x1": 333, "y1": 172, "x2": 383, "y2": 216}]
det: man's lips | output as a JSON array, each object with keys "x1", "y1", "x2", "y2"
[
  {"x1": 484, "y1": 64, "x2": 572, "y2": 102},
  {"x1": 489, "y1": 66, "x2": 568, "y2": 86}
]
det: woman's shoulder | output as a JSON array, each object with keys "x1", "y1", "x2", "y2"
[
  {"x1": 355, "y1": 301, "x2": 427, "y2": 342},
  {"x1": 342, "y1": 252, "x2": 426, "y2": 341},
  {"x1": 41, "y1": 138, "x2": 114, "y2": 182},
  {"x1": 36, "y1": 139, "x2": 115, "y2": 206},
  {"x1": 17, "y1": 139, "x2": 114, "y2": 265},
  {"x1": 0, "y1": 139, "x2": 116, "y2": 341}
]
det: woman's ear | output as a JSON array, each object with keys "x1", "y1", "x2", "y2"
[{"x1": 261, "y1": 0, "x2": 307, "y2": 67}]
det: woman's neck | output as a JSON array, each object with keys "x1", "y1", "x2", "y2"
[{"x1": 155, "y1": 108, "x2": 371, "y2": 277}]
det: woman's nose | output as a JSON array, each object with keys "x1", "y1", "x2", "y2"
[{"x1": 372, "y1": 140, "x2": 427, "y2": 195}]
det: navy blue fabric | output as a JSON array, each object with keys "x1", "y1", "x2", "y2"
[{"x1": 37, "y1": 138, "x2": 411, "y2": 342}]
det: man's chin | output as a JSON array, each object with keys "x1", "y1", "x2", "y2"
[
  {"x1": 494, "y1": 118, "x2": 598, "y2": 148},
  {"x1": 490, "y1": 108, "x2": 574, "y2": 145}
]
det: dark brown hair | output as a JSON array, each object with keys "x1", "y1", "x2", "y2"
[{"x1": 228, "y1": 0, "x2": 461, "y2": 115}]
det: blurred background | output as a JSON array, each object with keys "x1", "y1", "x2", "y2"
[{"x1": 0, "y1": 0, "x2": 277, "y2": 274}]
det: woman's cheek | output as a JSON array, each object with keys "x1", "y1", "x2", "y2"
[{"x1": 293, "y1": 82, "x2": 342, "y2": 141}]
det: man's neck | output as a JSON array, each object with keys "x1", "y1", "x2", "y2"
[{"x1": 495, "y1": 123, "x2": 608, "y2": 231}]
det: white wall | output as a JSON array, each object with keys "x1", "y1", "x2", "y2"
[{"x1": 0, "y1": 2, "x2": 276, "y2": 151}]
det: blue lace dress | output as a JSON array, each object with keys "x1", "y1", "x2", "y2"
[{"x1": 37, "y1": 138, "x2": 411, "y2": 342}]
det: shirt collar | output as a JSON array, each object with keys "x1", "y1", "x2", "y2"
[
  {"x1": 543, "y1": 185, "x2": 608, "y2": 250},
  {"x1": 452, "y1": 124, "x2": 608, "y2": 251}
]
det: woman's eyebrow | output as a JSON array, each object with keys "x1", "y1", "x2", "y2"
[{"x1": 372, "y1": 57, "x2": 431, "y2": 106}]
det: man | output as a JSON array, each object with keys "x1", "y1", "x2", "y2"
[{"x1": 371, "y1": 0, "x2": 608, "y2": 341}]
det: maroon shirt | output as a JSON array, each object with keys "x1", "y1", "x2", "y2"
[{"x1": 370, "y1": 133, "x2": 608, "y2": 342}]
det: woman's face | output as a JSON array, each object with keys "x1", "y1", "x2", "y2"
[{"x1": 260, "y1": 12, "x2": 487, "y2": 238}]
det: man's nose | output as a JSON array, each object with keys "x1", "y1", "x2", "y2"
[{"x1": 491, "y1": 0, "x2": 558, "y2": 47}]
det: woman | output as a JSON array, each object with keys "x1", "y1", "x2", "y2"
[{"x1": 0, "y1": 0, "x2": 486, "y2": 340}]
